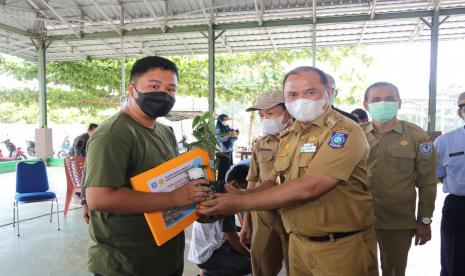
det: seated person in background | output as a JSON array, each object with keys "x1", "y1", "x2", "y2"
[
  {"x1": 69, "y1": 123, "x2": 98, "y2": 157},
  {"x1": 351, "y1": 108, "x2": 369, "y2": 124},
  {"x1": 188, "y1": 162, "x2": 252, "y2": 276}
]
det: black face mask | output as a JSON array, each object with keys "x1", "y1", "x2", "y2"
[{"x1": 132, "y1": 86, "x2": 175, "y2": 118}]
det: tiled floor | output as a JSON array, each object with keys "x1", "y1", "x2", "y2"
[{"x1": 0, "y1": 167, "x2": 443, "y2": 275}]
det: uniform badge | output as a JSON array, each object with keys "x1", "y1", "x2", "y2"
[
  {"x1": 277, "y1": 152, "x2": 289, "y2": 157},
  {"x1": 400, "y1": 140, "x2": 408, "y2": 146},
  {"x1": 419, "y1": 142, "x2": 432, "y2": 156},
  {"x1": 307, "y1": 137, "x2": 318, "y2": 144},
  {"x1": 328, "y1": 132, "x2": 348, "y2": 149},
  {"x1": 300, "y1": 143, "x2": 317, "y2": 153}
]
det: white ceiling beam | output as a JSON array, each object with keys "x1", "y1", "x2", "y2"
[
  {"x1": 253, "y1": 0, "x2": 264, "y2": 26},
  {"x1": 266, "y1": 27, "x2": 277, "y2": 51},
  {"x1": 37, "y1": 0, "x2": 81, "y2": 38},
  {"x1": 90, "y1": 0, "x2": 122, "y2": 36},
  {"x1": 409, "y1": 0, "x2": 441, "y2": 42},
  {"x1": 141, "y1": 0, "x2": 166, "y2": 33},
  {"x1": 359, "y1": 0, "x2": 377, "y2": 45}
]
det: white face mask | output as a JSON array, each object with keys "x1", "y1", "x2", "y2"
[
  {"x1": 262, "y1": 114, "x2": 288, "y2": 135},
  {"x1": 285, "y1": 98, "x2": 327, "y2": 123},
  {"x1": 221, "y1": 121, "x2": 228, "y2": 126}
]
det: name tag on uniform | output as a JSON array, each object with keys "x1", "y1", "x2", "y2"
[
  {"x1": 300, "y1": 143, "x2": 317, "y2": 153},
  {"x1": 449, "y1": 151, "x2": 464, "y2": 157},
  {"x1": 277, "y1": 152, "x2": 289, "y2": 157},
  {"x1": 257, "y1": 148, "x2": 272, "y2": 152}
]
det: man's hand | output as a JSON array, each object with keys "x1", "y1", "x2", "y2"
[
  {"x1": 239, "y1": 215, "x2": 252, "y2": 247},
  {"x1": 198, "y1": 193, "x2": 242, "y2": 216},
  {"x1": 171, "y1": 179, "x2": 211, "y2": 207},
  {"x1": 225, "y1": 183, "x2": 245, "y2": 195},
  {"x1": 82, "y1": 202, "x2": 90, "y2": 224},
  {"x1": 415, "y1": 221, "x2": 432, "y2": 245},
  {"x1": 196, "y1": 214, "x2": 220, "y2": 224}
]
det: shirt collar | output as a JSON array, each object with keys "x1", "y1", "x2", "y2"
[
  {"x1": 368, "y1": 119, "x2": 403, "y2": 135},
  {"x1": 289, "y1": 106, "x2": 333, "y2": 134}
]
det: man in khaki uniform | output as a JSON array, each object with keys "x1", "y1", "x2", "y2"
[
  {"x1": 240, "y1": 91, "x2": 291, "y2": 276},
  {"x1": 361, "y1": 82, "x2": 438, "y2": 276},
  {"x1": 200, "y1": 66, "x2": 378, "y2": 276}
]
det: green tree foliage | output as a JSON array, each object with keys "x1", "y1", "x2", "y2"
[{"x1": 0, "y1": 46, "x2": 372, "y2": 123}]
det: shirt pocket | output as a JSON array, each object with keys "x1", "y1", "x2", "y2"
[
  {"x1": 274, "y1": 155, "x2": 291, "y2": 175},
  {"x1": 298, "y1": 152, "x2": 316, "y2": 169},
  {"x1": 389, "y1": 146, "x2": 416, "y2": 174},
  {"x1": 445, "y1": 151, "x2": 465, "y2": 171},
  {"x1": 257, "y1": 151, "x2": 274, "y2": 163}
]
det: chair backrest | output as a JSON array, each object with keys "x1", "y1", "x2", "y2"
[
  {"x1": 16, "y1": 160, "x2": 49, "y2": 193},
  {"x1": 64, "y1": 156, "x2": 85, "y2": 188}
]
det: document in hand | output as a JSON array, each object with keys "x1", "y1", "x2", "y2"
[{"x1": 130, "y1": 147, "x2": 215, "y2": 246}]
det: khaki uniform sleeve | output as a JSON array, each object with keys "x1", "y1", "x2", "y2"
[
  {"x1": 308, "y1": 127, "x2": 369, "y2": 182},
  {"x1": 246, "y1": 146, "x2": 260, "y2": 182},
  {"x1": 415, "y1": 136, "x2": 438, "y2": 218}
]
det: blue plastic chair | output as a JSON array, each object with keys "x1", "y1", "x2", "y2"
[{"x1": 13, "y1": 160, "x2": 60, "y2": 236}]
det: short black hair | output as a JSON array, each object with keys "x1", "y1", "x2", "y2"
[
  {"x1": 226, "y1": 164, "x2": 249, "y2": 189},
  {"x1": 364, "y1": 82, "x2": 400, "y2": 102},
  {"x1": 88, "y1": 123, "x2": 98, "y2": 131},
  {"x1": 282, "y1": 66, "x2": 329, "y2": 88},
  {"x1": 130, "y1": 56, "x2": 179, "y2": 83},
  {"x1": 351, "y1": 108, "x2": 368, "y2": 122}
]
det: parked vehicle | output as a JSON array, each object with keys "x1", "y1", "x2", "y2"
[
  {"x1": 0, "y1": 139, "x2": 27, "y2": 160},
  {"x1": 57, "y1": 136, "x2": 71, "y2": 158}
]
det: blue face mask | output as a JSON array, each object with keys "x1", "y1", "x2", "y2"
[{"x1": 368, "y1": 101, "x2": 399, "y2": 122}]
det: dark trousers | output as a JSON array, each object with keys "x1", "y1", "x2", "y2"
[
  {"x1": 198, "y1": 241, "x2": 251, "y2": 276},
  {"x1": 441, "y1": 194, "x2": 465, "y2": 276},
  {"x1": 93, "y1": 263, "x2": 183, "y2": 276}
]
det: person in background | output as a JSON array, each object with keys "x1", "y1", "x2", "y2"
[
  {"x1": 215, "y1": 114, "x2": 239, "y2": 175},
  {"x1": 434, "y1": 91, "x2": 465, "y2": 276},
  {"x1": 362, "y1": 82, "x2": 437, "y2": 276},
  {"x1": 351, "y1": 108, "x2": 369, "y2": 124},
  {"x1": 326, "y1": 74, "x2": 359, "y2": 122},
  {"x1": 69, "y1": 123, "x2": 98, "y2": 157},
  {"x1": 240, "y1": 91, "x2": 291, "y2": 276},
  {"x1": 188, "y1": 162, "x2": 252, "y2": 276}
]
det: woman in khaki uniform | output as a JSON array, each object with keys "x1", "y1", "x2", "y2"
[
  {"x1": 200, "y1": 66, "x2": 378, "y2": 276},
  {"x1": 241, "y1": 91, "x2": 292, "y2": 276}
]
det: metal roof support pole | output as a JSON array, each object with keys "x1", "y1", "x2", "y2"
[
  {"x1": 312, "y1": 24, "x2": 317, "y2": 66},
  {"x1": 120, "y1": 6, "x2": 125, "y2": 96},
  {"x1": 208, "y1": 24, "x2": 215, "y2": 114},
  {"x1": 312, "y1": 0, "x2": 317, "y2": 66},
  {"x1": 37, "y1": 40, "x2": 47, "y2": 128},
  {"x1": 427, "y1": 8, "x2": 439, "y2": 131}
]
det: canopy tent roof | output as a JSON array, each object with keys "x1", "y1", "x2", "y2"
[{"x1": 1, "y1": 0, "x2": 465, "y2": 61}]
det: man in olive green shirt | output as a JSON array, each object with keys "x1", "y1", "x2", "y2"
[
  {"x1": 362, "y1": 82, "x2": 438, "y2": 276},
  {"x1": 84, "y1": 56, "x2": 210, "y2": 276}
]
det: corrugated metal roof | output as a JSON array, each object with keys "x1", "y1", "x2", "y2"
[{"x1": 0, "y1": 0, "x2": 465, "y2": 61}]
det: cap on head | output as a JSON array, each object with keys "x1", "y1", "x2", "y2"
[
  {"x1": 246, "y1": 91, "x2": 285, "y2": 112},
  {"x1": 458, "y1": 92, "x2": 465, "y2": 107}
]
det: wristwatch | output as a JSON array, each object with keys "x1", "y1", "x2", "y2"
[{"x1": 420, "y1": 217, "x2": 432, "y2": 225}]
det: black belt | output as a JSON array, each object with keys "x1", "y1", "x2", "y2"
[{"x1": 308, "y1": 230, "x2": 361, "y2": 242}]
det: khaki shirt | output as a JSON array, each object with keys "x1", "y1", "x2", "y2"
[
  {"x1": 268, "y1": 107, "x2": 375, "y2": 236},
  {"x1": 362, "y1": 120, "x2": 437, "y2": 229},
  {"x1": 247, "y1": 134, "x2": 280, "y2": 186}
]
